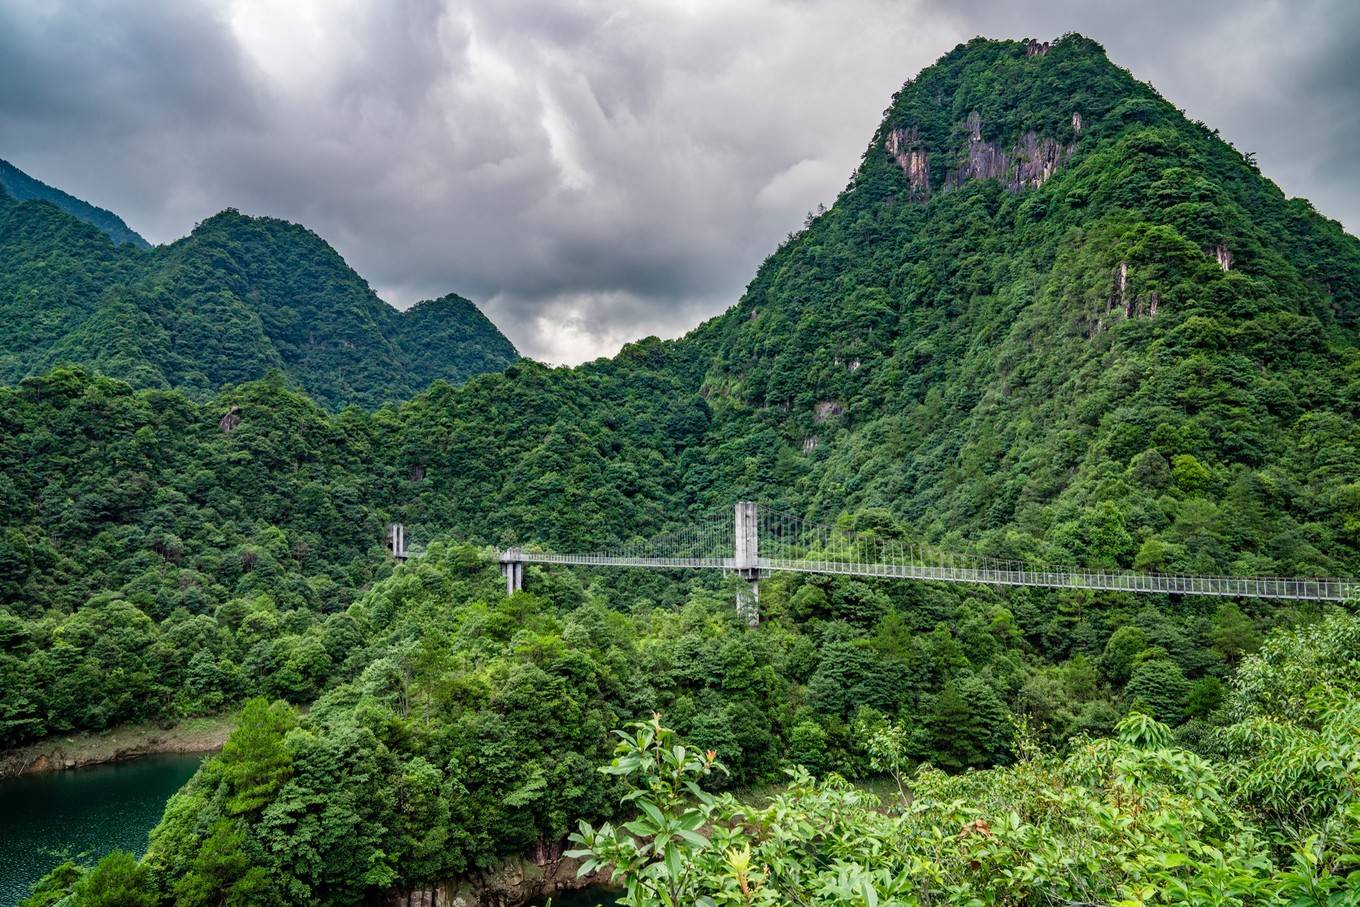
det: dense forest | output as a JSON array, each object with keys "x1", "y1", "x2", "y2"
[
  {"x1": 5, "y1": 33, "x2": 1360, "y2": 905},
  {"x1": 0, "y1": 185, "x2": 518, "y2": 408}
]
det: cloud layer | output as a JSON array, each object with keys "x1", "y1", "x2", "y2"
[{"x1": 2, "y1": 0, "x2": 1356, "y2": 362}]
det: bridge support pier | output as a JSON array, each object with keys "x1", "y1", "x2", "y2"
[
  {"x1": 734, "y1": 502, "x2": 760, "y2": 626},
  {"x1": 386, "y1": 523, "x2": 408, "y2": 560},
  {"x1": 736, "y1": 580, "x2": 759, "y2": 626},
  {"x1": 499, "y1": 550, "x2": 524, "y2": 595}
]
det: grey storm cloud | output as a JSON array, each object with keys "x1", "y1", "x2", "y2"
[{"x1": 2, "y1": 0, "x2": 1357, "y2": 363}]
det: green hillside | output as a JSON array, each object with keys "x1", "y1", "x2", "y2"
[
  {"x1": 681, "y1": 34, "x2": 1360, "y2": 574},
  {"x1": 0, "y1": 196, "x2": 517, "y2": 408},
  {"x1": 8, "y1": 34, "x2": 1360, "y2": 906},
  {"x1": 0, "y1": 158, "x2": 150, "y2": 248}
]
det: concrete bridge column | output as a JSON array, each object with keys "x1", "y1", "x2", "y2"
[
  {"x1": 387, "y1": 523, "x2": 407, "y2": 560},
  {"x1": 499, "y1": 551, "x2": 524, "y2": 595},
  {"x1": 734, "y1": 502, "x2": 759, "y2": 626}
]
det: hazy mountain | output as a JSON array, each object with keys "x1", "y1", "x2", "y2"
[
  {"x1": 0, "y1": 158, "x2": 149, "y2": 248},
  {"x1": 0, "y1": 195, "x2": 517, "y2": 408}
]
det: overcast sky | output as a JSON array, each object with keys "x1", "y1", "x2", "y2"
[{"x1": 3, "y1": 0, "x2": 1357, "y2": 363}]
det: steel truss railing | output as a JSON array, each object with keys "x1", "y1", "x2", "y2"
[{"x1": 402, "y1": 501, "x2": 1360, "y2": 603}]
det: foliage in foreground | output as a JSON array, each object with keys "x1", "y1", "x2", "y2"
[
  {"x1": 571, "y1": 613, "x2": 1360, "y2": 906},
  {"x1": 17, "y1": 572, "x2": 1360, "y2": 905}
]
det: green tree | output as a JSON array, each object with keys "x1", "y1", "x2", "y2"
[
  {"x1": 1125, "y1": 659, "x2": 1189, "y2": 723},
  {"x1": 219, "y1": 698, "x2": 297, "y2": 815},
  {"x1": 171, "y1": 819, "x2": 274, "y2": 907},
  {"x1": 926, "y1": 675, "x2": 1012, "y2": 770},
  {"x1": 1100, "y1": 625, "x2": 1148, "y2": 685},
  {"x1": 787, "y1": 720, "x2": 830, "y2": 775},
  {"x1": 1208, "y1": 602, "x2": 1261, "y2": 665},
  {"x1": 68, "y1": 851, "x2": 155, "y2": 907}
]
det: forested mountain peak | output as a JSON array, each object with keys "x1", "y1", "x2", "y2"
[
  {"x1": 0, "y1": 158, "x2": 150, "y2": 248},
  {"x1": 0, "y1": 191, "x2": 517, "y2": 408},
  {"x1": 685, "y1": 32, "x2": 1359, "y2": 567},
  {"x1": 868, "y1": 35, "x2": 1136, "y2": 198}
]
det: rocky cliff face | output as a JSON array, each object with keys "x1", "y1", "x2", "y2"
[
  {"x1": 886, "y1": 109, "x2": 1075, "y2": 196},
  {"x1": 386, "y1": 841, "x2": 607, "y2": 907},
  {"x1": 885, "y1": 126, "x2": 930, "y2": 195}
]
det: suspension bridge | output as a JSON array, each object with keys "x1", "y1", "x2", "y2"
[{"x1": 387, "y1": 502, "x2": 1357, "y2": 624}]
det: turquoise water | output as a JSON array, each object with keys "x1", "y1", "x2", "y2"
[
  {"x1": 0, "y1": 754, "x2": 619, "y2": 907},
  {"x1": 0, "y1": 754, "x2": 203, "y2": 905}
]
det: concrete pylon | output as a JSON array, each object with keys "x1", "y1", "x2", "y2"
[
  {"x1": 734, "y1": 502, "x2": 759, "y2": 625},
  {"x1": 387, "y1": 523, "x2": 407, "y2": 560},
  {"x1": 499, "y1": 550, "x2": 524, "y2": 595}
]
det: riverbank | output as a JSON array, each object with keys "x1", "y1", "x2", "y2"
[{"x1": 0, "y1": 715, "x2": 235, "y2": 778}]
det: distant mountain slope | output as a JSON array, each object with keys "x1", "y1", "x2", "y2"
[
  {"x1": 336, "y1": 34, "x2": 1359, "y2": 589},
  {"x1": 0, "y1": 194, "x2": 517, "y2": 408},
  {"x1": 0, "y1": 158, "x2": 150, "y2": 247}
]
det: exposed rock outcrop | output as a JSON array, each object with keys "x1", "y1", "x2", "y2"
[
  {"x1": 1092, "y1": 261, "x2": 1159, "y2": 335},
  {"x1": 886, "y1": 111, "x2": 1074, "y2": 197},
  {"x1": 948, "y1": 112, "x2": 1074, "y2": 191},
  {"x1": 1113, "y1": 261, "x2": 1131, "y2": 316},
  {"x1": 219, "y1": 405, "x2": 241, "y2": 435},
  {"x1": 813, "y1": 400, "x2": 843, "y2": 422},
  {"x1": 885, "y1": 126, "x2": 930, "y2": 194},
  {"x1": 1026, "y1": 39, "x2": 1050, "y2": 57},
  {"x1": 1209, "y1": 244, "x2": 1233, "y2": 271},
  {"x1": 387, "y1": 842, "x2": 607, "y2": 907}
]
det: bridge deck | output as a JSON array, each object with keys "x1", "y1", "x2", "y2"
[{"x1": 507, "y1": 552, "x2": 1355, "y2": 601}]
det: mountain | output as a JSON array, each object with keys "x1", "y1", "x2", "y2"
[
  {"x1": 3, "y1": 29, "x2": 1356, "y2": 719},
  {"x1": 7, "y1": 34, "x2": 1360, "y2": 905},
  {"x1": 0, "y1": 194, "x2": 517, "y2": 408},
  {"x1": 377, "y1": 33, "x2": 1360, "y2": 576},
  {"x1": 0, "y1": 158, "x2": 149, "y2": 248},
  {"x1": 677, "y1": 33, "x2": 1360, "y2": 573}
]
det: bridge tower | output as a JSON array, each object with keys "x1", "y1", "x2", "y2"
[
  {"x1": 499, "y1": 549, "x2": 525, "y2": 595},
  {"x1": 734, "y1": 501, "x2": 760, "y2": 625},
  {"x1": 386, "y1": 523, "x2": 408, "y2": 560}
]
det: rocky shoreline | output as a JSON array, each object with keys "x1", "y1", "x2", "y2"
[
  {"x1": 386, "y1": 838, "x2": 612, "y2": 907},
  {"x1": 0, "y1": 716, "x2": 234, "y2": 779}
]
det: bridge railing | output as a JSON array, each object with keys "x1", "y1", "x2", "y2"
[
  {"x1": 758, "y1": 557, "x2": 1355, "y2": 602},
  {"x1": 511, "y1": 552, "x2": 734, "y2": 570},
  {"x1": 404, "y1": 501, "x2": 1359, "y2": 604}
]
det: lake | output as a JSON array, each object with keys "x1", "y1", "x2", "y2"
[
  {"x1": 0, "y1": 754, "x2": 203, "y2": 905},
  {"x1": 0, "y1": 755, "x2": 626, "y2": 907}
]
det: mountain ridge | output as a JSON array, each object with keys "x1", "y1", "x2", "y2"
[
  {"x1": 5, "y1": 33, "x2": 1355, "y2": 568},
  {"x1": 0, "y1": 195, "x2": 518, "y2": 408},
  {"x1": 0, "y1": 158, "x2": 150, "y2": 248}
]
